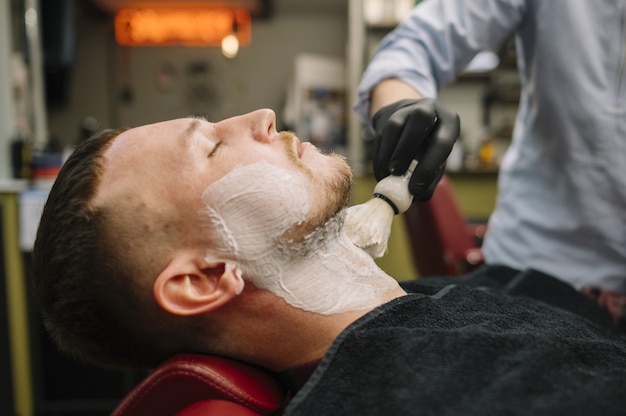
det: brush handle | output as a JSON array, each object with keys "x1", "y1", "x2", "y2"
[{"x1": 373, "y1": 160, "x2": 418, "y2": 215}]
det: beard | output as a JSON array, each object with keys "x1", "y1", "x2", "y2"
[
  {"x1": 306, "y1": 152, "x2": 353, "y2": 227},
  {"x1": 281, "y1": 149, "x2": 353, "y2": 243}
]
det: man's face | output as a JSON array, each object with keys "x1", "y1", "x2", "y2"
[{"x1": 94, "y1": 109, "x2": 352, "y2": 246}]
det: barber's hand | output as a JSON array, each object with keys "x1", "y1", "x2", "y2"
[{"x1": 372, "y1": 98, "x2": 460, "y2": 201}]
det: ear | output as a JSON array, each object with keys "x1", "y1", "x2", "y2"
[{"x1": 153, "y1": 258, "x2": 244, "y2": 316}]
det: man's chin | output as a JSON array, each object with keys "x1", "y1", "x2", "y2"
[
  {"x1": 282, "y1": 152, "x2": 352, "y2": 242},
  {"x1": 282, "y1": 189, "x2": 351, "y2": 244},
  {"x1": 281, "y1": 210, "x2": 347, "y2": 256}
]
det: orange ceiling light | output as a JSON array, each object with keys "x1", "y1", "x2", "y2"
[{"x1": 114, "y1": 8, "x2": 251, "y2": 47}]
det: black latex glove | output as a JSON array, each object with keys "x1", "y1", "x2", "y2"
[{"x1": 372, "y1": 98, "x2": 460, "y2": 201}]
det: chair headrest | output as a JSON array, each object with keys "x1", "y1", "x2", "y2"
[{"x1": 112, "y1": 354, "x2": 287, "y2": 416}]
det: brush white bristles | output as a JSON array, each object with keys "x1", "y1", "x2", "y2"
[{"x1": 345, "y1": 160, "x2": 418, "y2": 258}]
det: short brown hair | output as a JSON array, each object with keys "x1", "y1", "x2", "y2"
[{"x1": 32, "y1": 129, "x2": 204, "y2": 369}]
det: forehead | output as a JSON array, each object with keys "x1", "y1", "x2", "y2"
[
  {"x1": 93, "y1": 118, "x2": 197, "y2": 206},
  {"x1": 105, "y1": 118, "x2": 193, "y2": 159}
]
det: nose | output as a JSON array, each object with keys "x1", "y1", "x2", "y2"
[{"x1": 244, "y1": 109, "x2": 277, "y2": 143}]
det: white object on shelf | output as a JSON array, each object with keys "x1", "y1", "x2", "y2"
[
  {"x1": 18, "y1": 188, "x2": 49, "y2": 252},
  {"x1": 364, "y1": 0, "x2": 415, "y2": 26},
  {"x1": 284, "y1": 54, "x2": 347, "y2": 156}
]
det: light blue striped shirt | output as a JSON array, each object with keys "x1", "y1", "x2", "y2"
[{"x1": 356, "y1": 0, "x2": 626, "y2": 292}]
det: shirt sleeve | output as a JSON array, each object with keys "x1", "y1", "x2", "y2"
[{"x1": 355, "y1": 0, "x2": 527, "y2": 123}]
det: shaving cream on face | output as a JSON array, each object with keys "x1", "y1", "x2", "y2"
[{"x1": 201, "y1": 162, "x2": 398, "y2": 315}]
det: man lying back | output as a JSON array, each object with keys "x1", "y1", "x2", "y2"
[{"x1": 33, "y1": 109, "x2": 626, "y2": 415}]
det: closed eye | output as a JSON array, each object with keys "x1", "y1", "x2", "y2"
[{"x1": 208, "y1": 141, "x2": 222, "y2": 158}]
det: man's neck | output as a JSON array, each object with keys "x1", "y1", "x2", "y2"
[
  {"x1": 223, "y1": 265, "x2": 407, "y2": 373},
  {"x1": 244, "y1": 213, "x2": 404, "y2": 315},
  {"x1": 230, "y1": 289, "x2": 404, "y2": 372},
  {"x1": 220, "y1": 214, "x2": 408, "y2": 371}
]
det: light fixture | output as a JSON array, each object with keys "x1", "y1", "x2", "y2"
[
  {"x1": 221, "y1": 16, "x2": 239, "y2": 58},
  {"x1": 114, "y1": 8, "x2": 251, "y2": 48}
]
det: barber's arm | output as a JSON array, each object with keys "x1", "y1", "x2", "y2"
[
  {"x1": 359, "y1": 0, "x2": 524, "y2": 200},
  {"x1": 370, "y1": 79, "x2": 460, "y2": 201}
]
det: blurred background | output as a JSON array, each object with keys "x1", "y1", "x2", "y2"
[{"x1": 0, "y1": 1, "x2": 519, "y2": 414}]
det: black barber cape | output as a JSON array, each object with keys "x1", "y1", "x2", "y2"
[{"x1": 284, "y1": 269, "x2": 626, "y2": 415}]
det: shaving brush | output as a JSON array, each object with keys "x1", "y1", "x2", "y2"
[{"x1": 344, "y1": 160, "x2": 417, "y2": 258}]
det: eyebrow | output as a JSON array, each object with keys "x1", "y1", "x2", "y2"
[
  {"x1": 182, "y1": 115, "x2": 214, "y2": 154},
  {"x1": 183, "y1": 114, "x2": 213, "y2": 143},
  {"x1": 184, "y1": 117, "x2": 202, "y2": 139}
]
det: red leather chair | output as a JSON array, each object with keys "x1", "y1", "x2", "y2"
[
  {"x1": 111, "y1": 354, "x2": 288, "y2": 416},
  {"x1": 403, "y1": 175, "x2": 485, "y2": 277}
]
